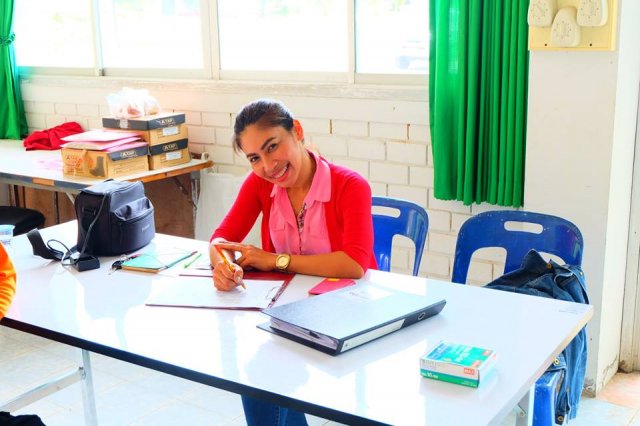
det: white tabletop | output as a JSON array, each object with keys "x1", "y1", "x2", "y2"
[
  {"x1": 0, "y1": 139, "x2": 212, "y2": 192},
  {"x1": 3, "y1": 222, "x2": 593, "y2": 425}
]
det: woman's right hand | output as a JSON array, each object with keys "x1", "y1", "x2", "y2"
[
  {"x1": 212, "y1": 258, "x2": 243, "y2": 291},
  {"x1": 210, "y1": 239, "x2": 244, "y2": 291}
]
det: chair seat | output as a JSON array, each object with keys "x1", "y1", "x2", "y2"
[{"x1": 0, "y1": 206, "x2": 46, "y2": 236}]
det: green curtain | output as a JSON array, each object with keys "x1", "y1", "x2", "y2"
[
  {"x1": 0, "y1": 0, "x2": 27, "y2": 139},
  {"x1": 429, "y1": 0, "x2": 529, "y2": 207}
]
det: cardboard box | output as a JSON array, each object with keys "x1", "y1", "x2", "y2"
[
  {"x1": 148, "y1": 139, "x2": 190, "y2": 169},
  {"x1": 61, "y1": 146, "x2": 149, "y2": 179},
  {"x1": 420, "y1": 341, "x2": 497, "y2": 388},
  {"x1": 102, "y1": 112, "x2": 185, "y2": 131},
  {"x1": 107, "y1": 123, "x2": 188, "y2": 145}
]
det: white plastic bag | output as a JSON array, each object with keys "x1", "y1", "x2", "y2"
[{"x1": 106, "y1": 87, "x2": 160, "y2": 118}]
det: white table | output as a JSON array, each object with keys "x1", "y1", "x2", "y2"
[
  {"x1": 0, "y1": 139, "x2": 212, "y2": 224},
  {"x1": 0, "y1": 139, "x2": 212, "y2": 193},
  {"x1": 1, "y1": 222, "x2": 593, "y2": 425}
]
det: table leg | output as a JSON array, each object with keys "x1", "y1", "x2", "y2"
[
  {"x1": 0, "y1": 348, "x2": 98, "y2": 425},
  {"x1": 80, "y1": 349, "x2": 98, "y2": 426},
  {"x1": 53, "y1": 192, "x2": 60, "y2": 224},
  {"x1": 189, "y1": 170, "x2": 201, "y2": 223},
  {"x1": 515, "y1": 385, "x2": 534, "y2": 426}
]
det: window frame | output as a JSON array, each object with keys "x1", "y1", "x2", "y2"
[{"x1": 16, "y1": 0, "x2": 427, "y2": 86}]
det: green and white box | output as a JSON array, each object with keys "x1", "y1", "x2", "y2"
[{"x1": 420, "y1": 341, "x2": 497, "y2": 388}]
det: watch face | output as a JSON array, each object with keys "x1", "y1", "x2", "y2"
[{"x1": 276, "y1": 254, "x2": 290, "y2": 270}]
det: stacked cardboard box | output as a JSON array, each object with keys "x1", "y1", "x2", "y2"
[
  {"x1": 101, "y1": 112, "x2": 190, "y2": 170},
  {"x1": 61, "y1": 145, "x2": 149, "y2": 179},
  {"x1": 60, "y1": 130, "x2": 150, "y2": 179}
]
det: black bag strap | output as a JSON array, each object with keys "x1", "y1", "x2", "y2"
[
  {"x1": 75, "y1": 192, "x2": 109, "y2": 260},
  {"x1": 27, "y1": 228, "x2": 67, "y2": 260},
  {"x1": 27, "y1": 191, "x2": 109, "y2": 264}
]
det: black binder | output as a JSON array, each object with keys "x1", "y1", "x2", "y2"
[{"x1": 258, "y1": 283, "x2": 446, "y2": 355}]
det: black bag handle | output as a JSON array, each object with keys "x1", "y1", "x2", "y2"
[{"x1": 27, "y1": 229, "x2": 66, "y2": 261}]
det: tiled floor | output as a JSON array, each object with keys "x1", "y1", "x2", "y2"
[{"x1": 1, "y1": 325, "x2": 640, "y2": 426}]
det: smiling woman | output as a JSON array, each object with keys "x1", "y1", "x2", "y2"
[
  {"x1": 207, "y1": 98, "x2": 379, "y2": 425},
  {"x1": 209, "y1": 99, "x2": 377, "y2": 290}
]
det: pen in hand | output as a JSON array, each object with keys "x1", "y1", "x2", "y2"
[{"x1": 214, "y1": 245, "x2": 246, "y2": 289}]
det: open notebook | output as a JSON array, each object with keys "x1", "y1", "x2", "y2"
[{"x1": 146, "y1": 271, "x2": 295, "y2": 310}]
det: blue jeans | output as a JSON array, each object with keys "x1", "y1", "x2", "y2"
[{"x1": 241, "y1": 395, "x2": 308, "y2": 426}]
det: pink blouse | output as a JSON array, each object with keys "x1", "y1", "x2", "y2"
[{"x1": 269, "y1": 151, "x2": 332, "y2": 255}]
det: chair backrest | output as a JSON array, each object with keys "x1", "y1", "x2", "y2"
[
  {"x1": 0, "y1": 206, "x2": 46, "y2": 236},
  {"x1": 451, "y1": 210, "x2": 583, "y2": 284},
  {"x1": 372, "y1": 196, "x2": 429, "y2": 276}
]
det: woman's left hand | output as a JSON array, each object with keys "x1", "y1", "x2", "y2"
[{"x1": 214, "y1": 242, "x2": 278, "y2": 272}]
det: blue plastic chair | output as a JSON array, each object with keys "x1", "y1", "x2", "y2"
[
  {"x1": 372, "y1": 196, "x2": 429, "y2": 276},
  {"x1": 451, "y1": 210, "x2": 583, "y2": 426}
]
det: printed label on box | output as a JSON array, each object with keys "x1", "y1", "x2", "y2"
[
  {"x1": 166, "y1": 151, "x2": 183, "y2": 161},
  {"x1": 162, "y1": 126, "x2": 179, "y2": 136}
]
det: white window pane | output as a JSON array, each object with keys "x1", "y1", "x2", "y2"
[
  {"x1": 14, "y1": 0, "x2": 94, "y2": 68},
  {"x1": 218, "y1": 0, "x2": 347, "y2": 72},
  {"x1": 356, "y1": 0, "x2": 428, "y2": 74},
  {"x1": 99, "y1": 0, "x2": 203, "y2": 69}
]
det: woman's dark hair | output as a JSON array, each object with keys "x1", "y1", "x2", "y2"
[{"x1": 232, "y1": 99, "x2": 294, "y2": 152}]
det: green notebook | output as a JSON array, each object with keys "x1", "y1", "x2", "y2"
[{"x1": 122, "y1": 250, "x2": 197, "y2": 273}]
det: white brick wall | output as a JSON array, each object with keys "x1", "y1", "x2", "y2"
[
  {"x1": 300, "y1": 117, "x2": 330, "y2": 134},
  {"x1": 370, "y1": 122, "x2": 407, "y2": 140},
  {"x1": 387, "y1": 141, "x2": 427, "y2": 165},
  {"x1": 408, "y1": 124, "x2": 430, "y2": 143},
  {"x1": 426, "y1": 209, "x2": 451, "y2": 232},
  {"x1": 54, "y1": 103, "x2": 77, "y2": 115},
  {"x1": 370, "y1": 162, "x2": 408, "y2": 184},
  {"x1": 409, "y1": 165, "x2": 434, "y2": 188},
  {"x1": 332, "y1": 119, "x2": 368, "y2": 137},
  {"x1": 202, "y1": 112, "x2": 231, "y2": 127},
  {"x1": 19, "y1": 76, "x2": 513, "y2": 281},
  {"x1": 311, "y1": 134, "x2": 348, "y2": 157},
  {"x1": 348, "y1": 138, "x2": 385, "y2": 160}
]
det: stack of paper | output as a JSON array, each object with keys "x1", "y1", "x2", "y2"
[{"x1": 61, "y1": 129, "x2": 145, "y2": 151}]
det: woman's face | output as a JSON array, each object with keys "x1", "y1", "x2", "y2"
[{"x1": 239, "y1": 120, "x2": 306, "y2": 188}]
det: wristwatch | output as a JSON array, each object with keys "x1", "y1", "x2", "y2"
[{"x1": 275, "y1": 254, "x2": 291, "y2": 271}]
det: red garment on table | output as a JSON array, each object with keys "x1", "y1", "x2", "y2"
[{"x1": 23, "y1": 122, "x2": 84, "y2": 151}]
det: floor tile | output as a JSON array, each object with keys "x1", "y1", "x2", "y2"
[
  {"x1": 596, "y1": 371, "x2": 640, "y2": 409},
  {"x1": 570, "y1": 398, "x2": 638, "y2": 426}
]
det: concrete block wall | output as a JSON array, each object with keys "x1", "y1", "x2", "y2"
[{"x1": 19, "y1": 76, "x2": 512, "y2": 283}]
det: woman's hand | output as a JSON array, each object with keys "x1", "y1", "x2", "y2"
[
  {"x1": 210, "y1": 240, "x2": 244, "y2": 291},
  {"x1": 214, "y1": 242, "x2": 277, "y2": 272}
]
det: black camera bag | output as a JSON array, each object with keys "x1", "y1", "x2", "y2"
[{"x1": 75, "y1": 180, "x2": 155, "y2": 256}]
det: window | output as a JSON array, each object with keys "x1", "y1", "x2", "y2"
[
  {"x1": 218, "y1": 0, "x2": 347, "y2": 72},
  {"x1": 13, "y1": 0, "x2": 94, "y2": 68},
  {"x1": 99, "y1": 0, "x2": 203, "y2": 69},
  {"x1": 356, "y1": 0, "x2": 429, "y2": 74},
  {"x1": 13, "y1": 0, "x2": 428, "y2": 83}
]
